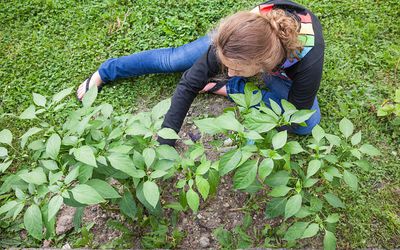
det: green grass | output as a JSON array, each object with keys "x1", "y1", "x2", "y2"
[{"x1": 1, "y1": 0, "x2": 399, "y2": 248}]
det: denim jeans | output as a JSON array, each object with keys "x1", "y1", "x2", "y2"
[
  {"x1": 98, "y1": 35, "x2": 320, "y2": 135},
  {"x1": 98, "y1": 35, "x2": 212, "y2": 81}
]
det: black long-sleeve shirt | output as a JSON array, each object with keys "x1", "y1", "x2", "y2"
[{"x1": 159, "y1": 0, "x2": 324, "y2": 146}]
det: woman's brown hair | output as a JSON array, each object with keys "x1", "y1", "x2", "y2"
[{"x1": 212, "y1": 9, "x2": 303, "y2": 73}]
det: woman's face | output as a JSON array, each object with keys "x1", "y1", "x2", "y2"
[{"x1": 220, "y1": 55, "x2": 262, "y2": 77}]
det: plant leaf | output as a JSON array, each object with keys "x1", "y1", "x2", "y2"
[
  {"x1": 20, "y1": 105, "x2": 37, "y2": 119},
  {"x1": 219, "y1": 150, "x2": 242, "y2": 176},
  {"x1": 0, "y1": 147, "x2": 7, "y2": 158},
  {"x1": 19, "y1": 167, "x2": 47, "y2": 185},
  {"x1": 0, "y1": 129, "x2": 13, "y2": 146},
  {"x1": 52, "y1": 87, "x2": 73, "y2": 104},
  {"x1": 244, "y1": 130, "x2": 263, "y2": 140},
  {"x1": 40, "y1": 160, "x2": 58, "y2": 170},
  {"x1": 301, "y1": 223, "x2": 320, "y2": 239},
  {"x1": 359, "y1": 144, "x2": 381, "y2": 156},
  {"x1": 214, "y1": 112, "x2": 244, "y2": 132},
  {"x1": 284, "y1": 194, "x2": 302, "y2": 220},
  {"x1": 119, "y1": 190, "x2": 137, "y2": 219},
  {"x1": 196, "y1": 161, "x2": 211, "y2": 175},
  {"x1": 303, "y1": 178, "x2": 319, "y2": 188},
  {"x1": 281, "y1": 99, "x2": 297, "y2": 112},
  {"x1": 229, "y1": 94, "x2": 247, "y2": 108},
  {"x1": 283, "y1": 141, "x2": 304, "y2": 154},
  {"x1": 233, "y1": 160, "x2": 258, "y2": 190},
  {"x1": 150, "y1": 170, "x2": 167, "y2": 179},
  {"x1": 82, "y1": 85, "x2": 98, "y2": 107},
  {"x1": 269, "y1": 99, "x2": 282, "y2": 115},
  {"x1": 343, "y1": 170, "x2": 358, "y2": 191},
  {"x1": 290, "y1": 110, "x2": 315, "y2": 124},
  {"x1": 33, "y1": 93, "x2": 47, "y2": 107},
  {"x1": 326, "y1": 213, "x2": 340, "y2": 223},
  {"x1": 64, "y1": 165, "x2": 80, "y2": 185},
  {"x1": 74, "y1": 146, "x2": 97, "y2": 167},
  {"x1": 195, "y1": 175, "x2": 210, "y2": 200},
  {"x1": 24, "y1": 204, "x2": 43, "y2": 240},
  {"x1": 143, "y1": 181, "x2": 159, "y2": 208},
  {"x1": 339, "y1": 118, "x2": 353, "y2": 138},
  {"x1": 107, "y1": 153, "x2": 145, "y2": 178},
  {"x1": 258, "y1": 158, "x2": 274, "y2": 181},
  {"x1": 323, "y1": 193, "x2": 345, "y2": 208},
  {"x1": 307, "y1": 159, "x2": 321, "y2": 178},
  {"x1": 354, "y1": 160, "x2": 371, "y2": 171},
  {"x1": 46, "y1": 133, "x2": 61, "y2": 160},
  {"x1": 270, "y1": 185, "x2": 292, "y2": 197},
  {"x1": 143, "y1": 148, "x2": 156, "y2": 168},
  {"x1": 86, "y1": 179, "x2": 121, "y2": 198},
  {"x1": 20, "y1": 127, "x2": 42, "y2": 149},
  {"x1": 156, "y1": 145, "x2": 179, "y2": 161},
  {"x1": 194, "y1": 118, "x2": 224, "y2": 135},
  {"x1": 312, "y1": 125, "x2": 325, "y2": 142},
  {"x1": 265, "y1": 197, "x2": 287, "y2": 219},
  {"x1": 351, "y1": 131, "x2": 362, "y2": 145},
  {"x1": 265, "y1": 170, "x2": 290, "y2": 187},
  {"x1": 323, "y1": 230, "x2": 337, "y2": 250},
  {"x1": 0, "y1": 200, "x2": 18, "y2": 215},
  {"x1": 48, "y1": 195, "x2": 63, "y2": 221},
  {"x1": 325, "y1": 134, "x2": 341, "y2": 146},
  {"x1": 0, "y1": 160, "x2": 13, "y2": 173},
  {"x1": 272, "y1": 130, "x2": 287, "y2": 149},
  {"x1": 157, "y1": 128, "x2": 180, "y2": 140},
  {"x1": 151, "y1": 98, "x2": 171, "y2": 120},
  {"x1": 186, "y1": 188, "x2": 200, "y2": 213},
  {"x1": 70, "y1": 184, "x2": 105, "y2": 205},
  {"x1": 284, "y1": 222, "x2": 309, "y2": 241}
]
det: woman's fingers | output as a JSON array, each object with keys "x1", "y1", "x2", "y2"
[{"x1": 199, "y1": 82, "x2": 217, "y2": 93}]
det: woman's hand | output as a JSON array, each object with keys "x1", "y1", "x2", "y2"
[
  {"x1": 199, "y1": 82, "x2": 217, "y2": 93},
  {"x1": 199, "y1": 82, "x2": 228, "y2": 96}
]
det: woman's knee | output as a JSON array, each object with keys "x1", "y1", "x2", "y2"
[{"x1": 167, "y1": 36, "x2": 212, "y2": 71}]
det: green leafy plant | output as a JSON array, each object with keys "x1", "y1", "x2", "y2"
[
  {"x1": 194, "y1": 84, "x2": 380, "y2": 249},
  {"x1": 166, "y1": 141, "x2": 220, "y2": 213},
  {"x1": 377, "y1": 88, "x2": 400, "y2": 125},
  {"x1": 213, "y1": 213, "x2": 254, "y2": 249},
  {"x1": 140, "y1": 216, "x2": 185, "y2": 249},
  {"x1": 0, "y1": 84, "x2": 380, "y2": 249},
  {"x1": 0, "y1": 87, "x2": 183, "y2": 241}
]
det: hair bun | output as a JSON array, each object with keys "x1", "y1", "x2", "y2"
[{"x1": 260, "y1": 9, "x2": 303, "y2": 59}]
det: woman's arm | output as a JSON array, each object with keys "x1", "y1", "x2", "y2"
[
  {"x1": 159, "y1": 45, "x2": 221, "y2": 146},
  {"x1": 288, "y1": 53, "x2": 324, "y2": 110}
]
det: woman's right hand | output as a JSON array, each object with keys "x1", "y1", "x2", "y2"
[{"x1": 199, "y1": 82, "x2": 228, "y2": 96}]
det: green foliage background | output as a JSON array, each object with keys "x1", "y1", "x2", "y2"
[{"x1": 0, "y1": 0, "x2": 399, "y2": 248}]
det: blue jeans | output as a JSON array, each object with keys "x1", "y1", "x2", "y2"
[
  {"x1": 99, "y1": 35, "x2": 212, "y2": 81},
  {"x1": 98, "y1": 35, "x2": 320, "y2": 135}
]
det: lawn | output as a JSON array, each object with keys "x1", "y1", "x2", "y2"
[{"x1": 0, "y1": 0, "x2": 399, "y2": 248}]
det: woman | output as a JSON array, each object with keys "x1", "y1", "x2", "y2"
[{"x1": 76, "y1": 0, "x2": 324, "y2": 146}]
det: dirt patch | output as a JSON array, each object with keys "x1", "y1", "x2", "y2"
[
  {"x1": 81, "y1": 205, "x2": 123, "y2": 245},
  {"x1": 176, "y1": 175, "x2": 247, "y2": 248},
  {"x1": 51, "y1": 204, "x2": 126, "y2": 248},
  {"x1": 56, "y1": 205, "x2": 76, "y2": 235}
]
